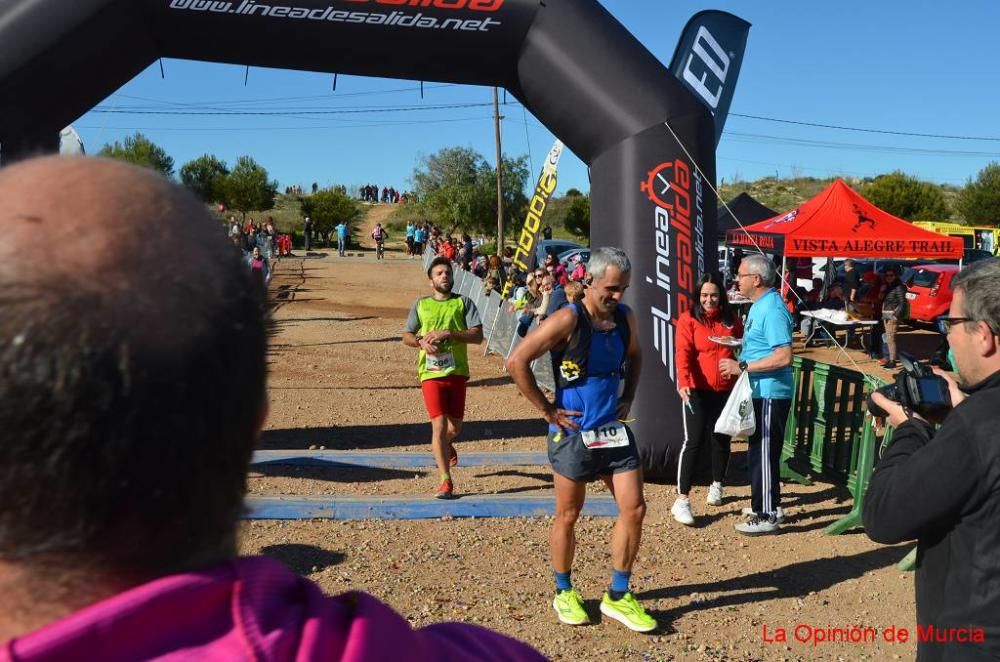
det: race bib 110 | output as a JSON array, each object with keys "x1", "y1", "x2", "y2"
[{"x1": 582, "y1": 422, "x2": 629, "y2": 449}]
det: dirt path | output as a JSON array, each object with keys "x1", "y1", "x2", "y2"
[
  {"x1": 357, "y1": 203, "x2": 399, "y2": 250},
  {"x1": 245, "y1": 253, "x2": 918, "y2": 661}
]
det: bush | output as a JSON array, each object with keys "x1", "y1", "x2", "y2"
[{"x1": 386, "y1": 204, "x2": 428, "y2": 227}]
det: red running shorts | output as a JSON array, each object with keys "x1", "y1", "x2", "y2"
[{"x1": 421, "y1": 375, "x2": 468, "y2": 420}]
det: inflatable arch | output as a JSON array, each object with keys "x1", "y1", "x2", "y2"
[{"x1": 0, "y1": 0, "x2": 749, "y2": 474}]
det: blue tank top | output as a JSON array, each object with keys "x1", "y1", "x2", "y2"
[{"x1": 551, "y1": 309, "x2": 625, "y2": 434}]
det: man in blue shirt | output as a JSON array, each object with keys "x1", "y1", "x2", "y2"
[
  {"x1": 413, "y1": 225, "x2": 426, "y2": 257},
  {"x1": 335, "y1": 222, "x2": 349, "y2": 257},
  {"x1": 405, "y1": 222, "x2": 415, "y2": 257},
  {"x1": 719, "y1": 253, "x2": 793, "y2": 535}
]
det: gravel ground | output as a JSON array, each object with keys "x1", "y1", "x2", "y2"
[{"x1": 241, "y1": 251, "x2": 917, "y2": 661}]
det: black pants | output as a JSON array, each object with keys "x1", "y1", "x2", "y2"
[
  {"x1": 869, "y1": 321, "x2": 884, "y2": 358},
  {"x1": 748, "y1": 398, "x2": 791, "y2": 517},
  {"x1": 676, "y1": 389, "x2": 732, "y2": 494}
]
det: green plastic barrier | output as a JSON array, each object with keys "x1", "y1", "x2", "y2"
[
  {"x1": 897, "y1": 547, "x2": 917, "y2": 572},
  {"x1": 824, "y1": 423, "x2": 894, "y2": 535},
  {"x1": 778, "y1": 356, "x2": 889, "y2": 535}
]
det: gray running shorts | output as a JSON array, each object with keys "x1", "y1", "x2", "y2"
[{"x1": 547, "y1": 426, "x2": 640, "y2": 482}]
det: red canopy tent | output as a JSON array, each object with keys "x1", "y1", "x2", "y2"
[{"x1": 725, "y1": 179, "x2": 964, "y2": 260}]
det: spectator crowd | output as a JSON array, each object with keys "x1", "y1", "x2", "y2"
[
  {"x1": 359, "y1": 183, "x2": 413, "y2": 204},
  {"x1": 227, "y1": 215, "x2": 292, "y2": 287}
]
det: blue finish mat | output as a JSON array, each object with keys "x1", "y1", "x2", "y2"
[
  {"x1": 244, "y1": 494, "x2": 617, "y2": 520},
  {"x1": 251, "y1": 450, "x2": 549, "y2": 469}
]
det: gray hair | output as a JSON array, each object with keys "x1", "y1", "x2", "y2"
[
  {"x1": 953, "y1": 258, "x2": 1000, "y2": 336},
  {"x1": 587, "y1": 247, "x2": 631, "y2": 280},
  {"x1": 741, "y1": 253, "x2": 776, "y2": 286}
]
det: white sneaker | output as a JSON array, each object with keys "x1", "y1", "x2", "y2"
[
  {"x1": 706, "y1": 482, "x2": 723, "y2": 506},
  {"x1": 741, "y1": 506, "x2": 785, "y2": 523},
  {"x1": 671, "y1": 497, "x2": 695, "y2": 526},
  {"x1": 735, "y1": 515, "x2": 780, "y2": 536}
]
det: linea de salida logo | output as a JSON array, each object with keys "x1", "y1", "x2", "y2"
[
  {"x1": 170, "y1": 0, "x2": 504, "y2": 15},
  {"x1": 640, "y1": 158, "x2": 704, "y2": 374},
  {"x1": 342, "y1": 0, "x2": 503, "y2": 10}
]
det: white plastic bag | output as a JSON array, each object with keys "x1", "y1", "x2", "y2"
[{"x1": 714, "y1": 371, "x2": 756, "y2": 440}]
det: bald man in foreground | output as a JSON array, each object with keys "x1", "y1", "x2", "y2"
[{"x1": 0, "y1": 156, "x2": 542, "y2": 661}]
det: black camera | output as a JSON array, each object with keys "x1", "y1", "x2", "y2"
[{"x1": 867, "y1": 353, "x2": 952, "y2": 419}]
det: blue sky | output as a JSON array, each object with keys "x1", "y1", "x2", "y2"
[{"x1": 73, "y1": 0, "x2": 1000, "y2": 197}]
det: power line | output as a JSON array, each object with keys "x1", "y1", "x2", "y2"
[
  {"x1": 99, "y1": 97, "x2": 1000, "y2": 146},
  {"x1": 110, "y1": 83, "x2": 459, "y2": 108},
  {"x1": 520, "y1": 117, "x2": 995, "y2": 164},
  {"x1": 76, "y1": 115, "x2": 494, "y2": 131},
  {"x1": 725, "y1": 131, "x2": 1000, "y2": 158},
  {"x1": 80, "y1": 96, "x2": 995, "y2": 185},
  {"x1": 523, "y1": 118, "x2": 979, "y2": 184},
  {"x1": 90, "y1": 101, "x2": 496, "y2": 116},
  {"x1": 732, "y1": 112, "x2": 1000, "y2": 142}
]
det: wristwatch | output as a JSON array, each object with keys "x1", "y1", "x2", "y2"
[{"x1": 738, "y1": 360, "x2": 749, "y2": 373}]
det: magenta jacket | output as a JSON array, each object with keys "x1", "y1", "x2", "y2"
[{"x1": 1, "y1": 556, "x2": 544, "y2": 661}]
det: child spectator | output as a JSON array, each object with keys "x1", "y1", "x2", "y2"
[{"x1": 564, "y1": 279, "x2": 584, "y2": 304}]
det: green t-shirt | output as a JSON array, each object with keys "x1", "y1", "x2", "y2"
[{"x1": 405, "y1": 294, "x2": 482, "y2": 381}]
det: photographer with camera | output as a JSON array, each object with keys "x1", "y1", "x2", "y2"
[{"x1": 863, "y1": 258, "x2": 1000, "y2": 661}]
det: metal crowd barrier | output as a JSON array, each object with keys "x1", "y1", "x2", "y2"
[{"x1": 423, "y1": 246, "x2": 555, "y2": 391}]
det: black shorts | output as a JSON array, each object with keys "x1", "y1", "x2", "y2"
[{"x1": 547, "y1": 426, "x2": 640, "y2": 482}]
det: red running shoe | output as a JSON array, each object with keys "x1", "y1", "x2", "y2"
[
  {"x1": 435, "y1": 479, "x2": 455, "y2": 500},
  {"x1": 449, "y1": 445, "x2": 459, "y2": 467}
]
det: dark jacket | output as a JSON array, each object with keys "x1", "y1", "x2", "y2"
[
  {"x1": 843, "y1": 268, "x2": 861, "y2": 301},
  {"x1": 863, "y1": 369, "x2": 1000, "y2": 661}
]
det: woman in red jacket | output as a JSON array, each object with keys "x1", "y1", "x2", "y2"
[{"x1": 672, "y1": 272, "x2": 744, "y2": 526}]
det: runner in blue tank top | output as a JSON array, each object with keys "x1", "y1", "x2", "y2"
[
  {"x1": 551, "y1": 304, "x2": 625, "y2": 433},
  {"x1": 507, "y1": 247, "x2": 657, "y2": 634}
]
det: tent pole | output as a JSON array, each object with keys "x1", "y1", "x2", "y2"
[{"x1": 781, "y1": 255, "x2": 788, "y2": 296}]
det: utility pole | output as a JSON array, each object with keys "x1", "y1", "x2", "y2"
[{"x1": 493, "y1": 87, "x2": 504, "y2": 255}]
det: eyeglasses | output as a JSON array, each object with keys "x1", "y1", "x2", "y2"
[
  {"x1": 735, "y1": 272, "x2": 754, "y2": 279},
  {"x1": 937, "y1": 316, "x2": 972, "y2": 333}
]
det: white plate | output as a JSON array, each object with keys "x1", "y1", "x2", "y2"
[{"x1": 708, "y1": 335, "x2": 742, "y2": 347}]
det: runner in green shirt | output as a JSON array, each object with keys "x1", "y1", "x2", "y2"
[{"x1": 402, "y1": 257, "x2": 483, "y2": 498}]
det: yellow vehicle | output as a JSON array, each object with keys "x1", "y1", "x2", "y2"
[{"x1": 913, "y1": 221, "x2": 999, "y2": 256}]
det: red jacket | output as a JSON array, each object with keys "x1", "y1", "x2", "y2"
[{"x1": 675, "y1": 309, "x2": 744, "y2": 392}]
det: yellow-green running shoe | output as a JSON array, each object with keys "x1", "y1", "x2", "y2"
[
  {"x1": 600, "y1": 592, "x2": 657, "y2": 632},
  {"x1": 552, "y1": 589, "x2": 590, "y2": 625}
]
